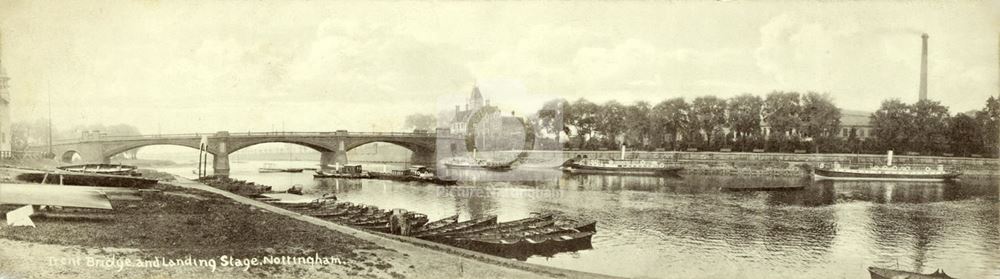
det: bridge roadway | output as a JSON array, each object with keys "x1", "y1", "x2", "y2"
[{"x1": 28, "y1": 130, "x2": 466, "y2": 177}]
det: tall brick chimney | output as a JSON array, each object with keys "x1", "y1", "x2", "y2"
[{"x1": 919, "y1": 33, "x2": 928, "y2": 101}]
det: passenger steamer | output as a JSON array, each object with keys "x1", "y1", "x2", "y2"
[
  {"x1": 812, "y1": 151, "x2": 961, "y2": 182},
  {"x1": 560, "y1": 145, "x2": 683, "y2": 176}
]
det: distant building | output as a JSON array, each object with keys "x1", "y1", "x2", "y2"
[
  {"x1": 0, "y1": 31, "x2": 11, "y2": 151},
  {"x1": 450, "y1": 84, "x2": 497, "y2": 134},
  {"x1": 448, "y1": 84, "x2": 527, "y2": 150},
  {"x1": 761, "y1": 109, "x2": 873, "y2": 140},
  {"x1": 837, "y1": 110, "x2": 873, "y2": 140}
]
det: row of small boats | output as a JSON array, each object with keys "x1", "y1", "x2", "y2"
[
  {"x1": 254, "y1": 195, "x2": 596, "y2": 259},
  {"x1": 313, "y1": 165, "x2": 458, "y2": 186},
  {"x1": 17, "y1": 164, "x2": 158, "y2": 188},
  {"x1": 259, "y1": 163, "x2": 305, "y2": 173}
]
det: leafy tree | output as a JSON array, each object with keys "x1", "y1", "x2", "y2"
[
  {"x1": 566, "y1": 98, "x2": 599, "y2": 148},
  {"x1": 763, "y1": 91, "x2": 801, "y2": 144},
  {"x1": 976, "y1": 96, "x2": 1000, "y2": 157},
  {"x1": 9, "y1": 118, "x2": 49, "y2": 151},
  {"x1": 12, "y1": 120, "x2": 143, "y2": 157},
  {"x1": 536, "y1": 99, "x2": 570, "y2": 147},
  {"x1": 596, "y1": 101, "x2": 628, "y2": 148},
  {"x1": 846, "y1": 127, "x2": 861, "y2": 153},
  {"x1": 727, "y1": 94, "x2": 764, "y2": 142},
  {"x1": 690, "y1": 96, "x2": 727, "y2": 148},
  {"x1": 870, "y1": 99, "x2": 911, "y2": 152},
  {"x1": 623, "y1": 101, "x2": 652, "y2": 149},
  {"x1": 403, "y1": 113, "x2": 437, "y2": 130},
  {"x1": 799, "y1": 92, "x2": 841, "y2": 152},
  {"x1": 651, "y1": 98, "x2": 690, "y2": 150},
  {"x1": 949, "y1": 113, "x2": 981, "y2": 156},
  {"x1": 10, "y1": 122, "x2": 31, "y2": 152},
  {"x1": 909, "y1": 100, "x2": 950, "y2": 154}
]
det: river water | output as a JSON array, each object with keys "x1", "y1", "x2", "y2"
[{"x1": 155, "y1": 160, "x2": 999, "y2": 279}]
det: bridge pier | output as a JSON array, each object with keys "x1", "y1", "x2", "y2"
[
  {"x1": 213, "y1": 152, "x2": 230, "y2": 177},
  {"x1": 320, "y1": 150, "x2": 348, "y2": 170}
]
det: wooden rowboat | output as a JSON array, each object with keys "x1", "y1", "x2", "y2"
[
  {"x1": 447, "y1": 231, "x2": 596, "y2": 260},
  {"x1": 58, "y1": 164, "x2": 139, "y2": 176},
  {"x1": 412, "y1": 215, "x2": 498, "y2": 238},
  {"x1": 16, "y1": 172, "x2": 157, "y2": 188},
  {"x1": 434, "y1": 214, "x2": 555, "y2": 237},
  {"x1": 868, "y1": 267, "x2": 955, "y2": 279}
]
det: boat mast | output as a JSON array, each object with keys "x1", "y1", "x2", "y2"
[{"x1": 47, "y1": 90, "x2": 53, "y2": 155}]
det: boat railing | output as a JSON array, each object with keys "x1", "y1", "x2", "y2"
[{"x1": 828, "y1": 162, "x2": 952, "y2": 172}]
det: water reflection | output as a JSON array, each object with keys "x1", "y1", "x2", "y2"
[{"x1": 312, "y1": 178, "x2": 363, "y2": 193}]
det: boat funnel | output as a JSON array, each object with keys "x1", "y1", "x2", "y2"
[
  {"x1": 620, "y1": 144, "x2": 626, "y2": 160},
  {"x1": 887, "y1": 150, "x2": 894, "y2": 166}
]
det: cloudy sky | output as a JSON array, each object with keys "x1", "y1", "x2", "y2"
[{"x1": 1, "y1": 1, "x2": 997, "y2": 136}]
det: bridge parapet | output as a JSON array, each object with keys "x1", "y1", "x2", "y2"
[{"x1": 50, "y1": 131, "x2": 461, "y2": 145}]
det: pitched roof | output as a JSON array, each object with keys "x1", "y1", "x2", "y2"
[{"x1": 840, "y1": 109, "x2": 872, "y2": 127}]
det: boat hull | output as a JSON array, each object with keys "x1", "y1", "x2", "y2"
[
  {"x1": 813, "y1": 169, "x2": 960, "y2": 182},
  {"x1": 58, "y1": 164, "x2": 139, "y2": 176},
  {"x1": 867, "y1": 266, "x2": 955, "y2": 279},
  {"x1": 259, "y1": 168, "x2": 303, "y2": 173},
  {"x1": 16, "y1": 172, "x2": 157, "y2": 188},
  {"x1": 562, "y1": 164, "x2": 683, "y2": 176},
  {"x1": 446, "y1": 231, "x2": 595, "y2": 261},
  {"x1": 313, "y1": 173, "x2": 372, "y2": 179},
  {"x1": 444, "y1": 163, "x2": 511, "y2": 171}
]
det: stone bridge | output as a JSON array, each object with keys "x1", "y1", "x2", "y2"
[{"x1": 29, "y1": 130, "x2": 466, "y2": 177}]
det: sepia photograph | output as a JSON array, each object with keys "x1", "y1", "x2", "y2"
[{"x1": 0, "y1": 1, "x2": 997, "y2": 278}]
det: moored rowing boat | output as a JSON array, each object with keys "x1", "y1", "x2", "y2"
[{"x1": 867, "y1": 266, "x2": 955, "y2": 279}]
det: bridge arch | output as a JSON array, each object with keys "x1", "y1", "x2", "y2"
[
  {"x1": 103, "y1": 142, "x2": 216, "y2": 161},
  {"x1": 344, "y1": 140, "x2": 431, "y2": 154},
  {"x1": 60, "y1": 150, "x2": 82, "y2": 163},
  {"x1": 226, "y1": 140, "x2": 335, "y2": 155},
  {"x1": 344, "y1": 139, "x2": 437, "y2": 166}
]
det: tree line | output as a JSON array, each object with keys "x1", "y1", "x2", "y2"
[
  {"x1": 532, "y1": 92, "x2": 1000, "y2": 157},
  {"x1": 11, "y1": 121, "x2": 143, "y2": 159}
]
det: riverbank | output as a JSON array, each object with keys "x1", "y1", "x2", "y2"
[
  {"x1": 0, "y1": 165, "x2": 616, "y2": 279},
  {"x1": 0, "y1": 182, "x2": 398, "y2": 278},
  {"x1": 488, "y1": 150, "x2": 1000, "y2": 178}
]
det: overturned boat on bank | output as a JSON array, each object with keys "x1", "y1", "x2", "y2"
[
  {"x1": 58, "y1": 164, "x2": 140, "y2": 176},
  {"x1": 16, "y1": 171, "x2": 158, "y2": 188}
]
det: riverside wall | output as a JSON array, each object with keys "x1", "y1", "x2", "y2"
[{"x1": 485, "y1": 150, "x2": 1000, "y2": 178}]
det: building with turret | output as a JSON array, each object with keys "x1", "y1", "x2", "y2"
[
  {"x1": 448, "y1": 83, "x2": 528, "y2": 151},
  {"x1": 450, "y1": 84, "x2": 497, "y2": 134},
  {"x1": 0, "y1": 30, "x2": 12, "y2": 152}
]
